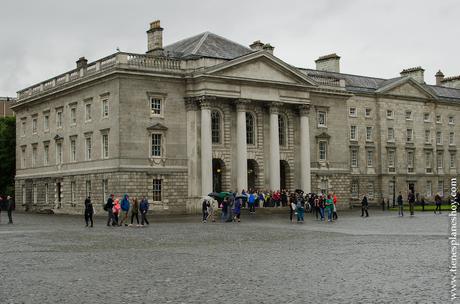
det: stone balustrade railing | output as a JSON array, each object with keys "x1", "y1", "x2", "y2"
[
  {"x1": 309, "y1": 76, "x2": 344, "y2": 87},
  {"x1": 16, "y1": 52, "x2": 183, "y2": 101}
]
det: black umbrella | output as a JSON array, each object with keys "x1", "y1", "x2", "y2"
[
  {"x1": 295, "y1": 189, "x2": 304, "y2": 194},
  {"x1": 235, "y1": 195, "x2": 248, "y2": 201}
]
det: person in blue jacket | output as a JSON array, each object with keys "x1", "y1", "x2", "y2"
[
  {"x1": 140, "y1": 196, "x2": 150, "y2": 226},
  {"x1": 119, "y1": 194, "x2": 130, "y2": 226}
]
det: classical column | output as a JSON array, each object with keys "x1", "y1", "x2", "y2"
[
  {"x1": 235, "y1": 99, "x2": 249, "y2": 192},
  {"x1": 200, "y1": 98, "x2": 213, "y2": 196},
  {"x1": 185, "y1": 98, "x2": 199, "y2": 198},
  {"x1": 299, "y1": 105, "x2": 311, "y2": 193},
  {"x1": 269, "y1": 103, "x2": 281, "y2": 190}
]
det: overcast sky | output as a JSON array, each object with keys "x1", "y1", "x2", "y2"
[{"x1": 1, "y1": 0, "x2": 459, "y2": 96}]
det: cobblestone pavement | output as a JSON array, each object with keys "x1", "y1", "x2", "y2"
[{"x1": 0, "y1": 209, "x2": 452, "y2": 303}]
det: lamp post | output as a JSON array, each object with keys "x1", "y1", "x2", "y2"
[{"x1": 392, "y1": 175, "x2": 396, "y2": 208}]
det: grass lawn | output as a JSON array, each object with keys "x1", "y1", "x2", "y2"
[{"x1": 388, "y1": 204, "x2": 454, "y2": 212}]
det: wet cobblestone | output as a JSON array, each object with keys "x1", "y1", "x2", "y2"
[{"x1": 0, "y1": 210, "x2": 452, "y2": 303}]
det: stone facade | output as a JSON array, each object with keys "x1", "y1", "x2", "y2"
[
  {"x1": 11, "y1": 21, "x2": 460, "y2": 214},
  {"x1": 0, "y1": 97, "x2": 15, "y2": 117}
]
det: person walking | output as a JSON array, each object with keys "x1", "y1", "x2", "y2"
[
  {"x1": 332, "y1": 193, "x2": 338, "y2": 220},
  {"x1": 319, "y1": 195, "x2": 325, "y2": 221},
  {"x1": 325, "y1": 194, "x2": 334, "y2": 222},
  {"x1": 84, "y1": 196, "x2": 94, "y2": 227},
  {"x1": 105, "y1": 194, "x2": 115, "y2": 226},
  {"x1": 221, "y1": 198, "x2": 228, "y2": 222},
  {"x1": 397, "y1": 192, "x2": 404, "y2": 217},
  {"x1": 434, "y1": 193, "x2": 442, "y2": 214},
  {"x1": 206, "y1": 200, "x2": 215, "y2": 223},
  {"x1": 130, "y1": 197, "x2": 140, "y2": 226},
  {"x1": 6, "y1": 196, "x2": 15, "y2": 224},
  {"x1": 0, "y1": 196, "x2": 5, "y2": 223},
  {"x1": 290, "y1": 199, "x2": 296, "y2": 223},
  {"x1": 119, "y1": 194, "x2": 130, "y2": 226},
  {"x1": 408, "y1": 191, "x2": 415, "y2": 216},
  {"x1": 233, "y1": 198, "x2": 242, "y2": 222},
  {"x1": 361, "y1": 194, "x2": 369, "y2": 217},
  {"x1": 140, "y1": 196, "x2": 150, "y2": 226},
  {"x1": 112, "y1": 198, "x2": 121, "y2": 226},
  {"x1": 296, "y1": 199, "x2": 305, "y2": 223}
]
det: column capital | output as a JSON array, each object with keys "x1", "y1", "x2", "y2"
[
  {"x1": 190, "y1": 95, "x2": 216, "y2": 110},
  {"x1": 234, "y1": 98, "x2": 250, "y2": 112},
  {"x1": 269, "y1": 102, "x2": 283, "y2": 115},
  {"x1": 184, "y1": 97, "x2": 198, "y2": 111},
  {"x1": 298, "y1": 104, "x2": 311, "y2": 116}
]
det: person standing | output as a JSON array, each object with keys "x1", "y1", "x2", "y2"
[
  {"x1": 325, "y1": 194, "x2": 334, "y2": 222},
  {"x1": 130, "y1": 197, "x2": 140, "y2": 226},
  {"x1": 6, "y1": 196, "x2": 15, "y2": 224},
  {"x1": 221, "y1": 198, "x2": 228, "y2": 222},
  {"x1": 84, "y1": 196, "x2": 94, "y2": 227},
  {"x1": 290, "y1": 199, "x2": 296, "y2": 223},
  {"x1": 408, "y1": 191, "x2": 415, "y2": 216},
  {"x1": 202, "y1": 199, "x2": 208, "y2": 223},
  {"x1": 206, "y1": 200, "x2": 216, "y2": 223},
  {"x1": 119, "y1": 194, "x2": 130, "y2": 226},
  {"x1": 397, "y1": 192, "x2": 404, "y2": 217},
  {"x1": 248, "y1": 193, "x2": 256, "y2": 214},
  {"x1": 434, "y1": 194, "x2": 442, "y2": 214},
  {"x1": 112, "y1": 198, "x2": 121, "y2": 226},
  {"x1": 319, "y1": 195, "x2": 325, "y2": 221},
  {"x1": 105, "y1": 194, "x2": 115, "y2": 226},
  {"x1": 332, "y1": 193, "x2": 338, "y2": 220},
  {"x1": 233, "y1": 198, "x2": 242, "y2": 222},
  {"x1": 361, "y1": 194, "x2": 369, "y2": 217},
  {"x1": 140, "y1": 196, "x2": 150, "y2": 226}
]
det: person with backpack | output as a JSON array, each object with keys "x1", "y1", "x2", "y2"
[
  {"x1": 105, "y1": 194, "x2": 115, "y2": 226},
  {"x1": 140, "y1": 196, "x2": 149, "y2": 226},
  {"x1": 233, "y1": 197, "x2": 242, "y2": 222},
  {"x1": 119, "y1": 194, "x2": 130, "y2": 226},
  {"x1": 84, "y1": 196, "x2": 94, "y2": 227}
]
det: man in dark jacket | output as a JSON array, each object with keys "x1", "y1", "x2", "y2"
[
  {"x1": 397, "y1": 192, "x2": 404, "y2": 217},
  {"x1": 408, "y1": 191, "x2": 415, "y2": 216},
  {"x1": 7, "y1": 196, "x2": 15, "y2": 224},
  {"x1": 106, "y1": 194, "x2": 115, "y2": 226},
  {"x1": 361, "y1": 194, "x2": 369, "y2": 217},
  {"x1": 140, "y1": 196, "x2": 149, "y2": 226},
  {"x1": 84, "y1": 196, "x2": 94, "y2": 227}
]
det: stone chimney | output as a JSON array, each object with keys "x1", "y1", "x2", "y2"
[
  {"x1": 400, "y1": 67, "x2": 425, "y2": 83},
  {"x1": 441, "y1": 75, "x2": 460, "y2": 89},
  {"x1": 76, "y1": 57, "x2": 88, "y2": 69},
  {"x1": 315, "y1": 53, "x2": 340, "y2": 73},
  {"x1": 147, "y1": 20, "x2": 164, "y2": 56},
  {"x1": 435, "y1": 70, "x2": 445, "y2": 86},
  {"x1": 262, "y1": 43, "x2": 274, "y2": 55},
  {"x1": 250, "y1": 40, "x2": 264, "y2": 51}
]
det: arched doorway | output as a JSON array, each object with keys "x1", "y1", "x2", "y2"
[
  {"x1": 280, "y1": 160, "x2": 289, "y2": 190},
  {"x1": 247, "y1": 159, "x2": 259, "y2": 191},
  {"x1": 212, "y1": 159, "x2": 225, "y2": 192}
]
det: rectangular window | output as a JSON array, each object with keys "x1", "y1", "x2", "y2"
[
  {"x1": 436, "y1": 115, "x2": 442, "y2": 124},
  {"x1": 102, "y1": 179, "x2": 108, "y2": 200},
  {"x1": 365, "y1": 108, "x2": 371, "y2": 117},
  {"x1": 150, "y1": 97, "x2": 162, "y2": 116},
  {"x1": 102, "y1": 134, "x2": 109, "y2": 159},
  {"x1": 71, "y1": 181, "x2": 76, "y2": 203},
  {"x1": 425, "y1": 130, "x2": 431, "y2": 144},
  {"x1": 44, "y1": 143, "x2": 49, "y2": 165},
  {"x1": 85, "y1": 103, "x2": 92, "y2": 121},
  {"x1": 351, "y1": 149, "x2": 358, "y2": 167},
  {"x1": 86, "y1": 180, "x2": 92, "y2": 197},
  {"x1": 437, "y1": 152, "x2": 443, "y2": 169},
  {"x1": 319, "y1": 141, "x2": 327, "y2": 161},
  {"x1": 70, "y1": 138, "x2": 76, "y2": 162},
  {"x1": 32, "y1": 118, "x2": 37, "y2": 134},
  {"x1": 426, "y1": 181, "x2": 432, "y2": 197},
  {"x1": 44, "y1": 114, "x2": 49, "y2": 131},
  {"x1": 449, "y1": 116, "x2": 455, "y2": 125},
  {"x1": 21, "y1": 121, "x2": 26, "y2": 137},
  {"x1": 388, "y1": 128, "x2": 395, "y2": 142},
  {"x1": 70, "y1": 107, "x2": 76, "y2": 125},
  {"x1": 367, "y1": 150, "x2": 373, "y2": 167},
  {"x1": 405, "y1": 110, "x2": 412, "y2": 120},
  {"x1": 151, "y1": 134, "x2": 162, "y2": 157},
  {"x1": 85, "y1": 137, "x2": 92, "y2": 160},
  {"x1": 366, "y1": 127, "x2": 372, "y2": 142},
  {"x1": 318, "y1": 111, "x2": 327, "y2": 127},
  {"x1": 388, "y1": 150, "x2": 395, "y2": 172},
  {"x1": 450, "y1": 153, "x2": 456, "y2": 169},
  {"x1": 56, "y1": 110, "x2": 63, "y2": 128},
  {"x1": 426, "y1": 152, "x2": 432, "y2": 173},
  {"x1": 406, "y1": 129, "x2": 413, "y2": 142},
  {"x1": 32, "y1": 146, "x2": 37, "y2": 167},
  {"x1": 351, "y1": 181, "x2": 359, "y2": 198},
  {"x1": 407, "y1": 151, "x2": 414, "y2": 173},
  {"x1": 153, "y1": 179, "x2": 162, "y2": 201},
  {"x1": 367, "y1": 182, "x2": 374, "y2": 199},
  {"x1": 424, "y1": 113, "x2": 430, "y2": 122},
  {"x1": 102, "y1": 99, "x2": 109, "y2": 118},
  {"x1": 387, "y1": 110, "x2": 394, "y2": 119},
  {"x1": 350, "y1": 125, "x2": 357, "y2": 140},
  {"x1": 437, "y1": 180, "x2": 444, "y2": 196},
  {"x1": 349, "y1": 107, "x2": 356, "y2": 117},
  {"x1": 436, "y1": 131, "x2": 442, "y2": 145},
  {"x1": 449, "y1": 132, "x2": 455, "y2": 145},
  {"x1": 21, "y1": 147, "x2": 26, "y2": 169},
  {"x1": 56, "y1": 142, "x2": 63, "y2": 164}
]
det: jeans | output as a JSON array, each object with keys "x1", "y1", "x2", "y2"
[
  {"x1": 327, "y1": 208, "x2": 332, "y2": 221},
  {"x1": 435, "y1": 204, "x2": 442, "y2": 213},
  {"x1": 141, "y1": 211, "x2": 149, "y2": 225},
  {"x1": 319, "y1": 207, "x2": 325, "y2": 220},
  {"x1": 84, "y1": 211, "x2": 93, "y2": 227},
  {"x1": 7, "y1": 209, "x2": 13, "y2": 223},
  {"x1": 409, "y1": 202, "x2": 414, "y2": 215},
  {"x1": 107, "y1": 209, "x2": 114, "y2": 226},
  {"x1": 249, "y1": 204, "x2": 255, "y2": 212},
  {"x1": 398, "y1": 205, "x2": 404, "y2": 216},
  {"x1": 361, "y1": 206, "x2": 369, "y2": 217},
  {"x1": 221, "y1": 211, "x2": 227, "y2": 222},
  {"x1": 131, "y1": 212, "x2": 139, "y2": 224}
]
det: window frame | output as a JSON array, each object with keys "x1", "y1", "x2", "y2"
[
  {"x1": 350, "y1": 125, "x2": 357, "y2": 141},
  {"x1": 318, "y1": 141, "x2": 327, "y2": 161},
  {"x1": 349, "y1": 107, "x2": 357, "y2": 117},
  {"x1": 278, "y1": 114, "x2": 287, "y2": 147},
  {"x1": 317, "y1": 111, "x2": 327, "y2": 128},
  {"x1": 150, "y1": 133, "x2": 163, "y2": 158},
  {"x1": 152, "y1": 179, "x2": 162, "y2": 202},
  {"x1": 211, "y1": 110, "x2": 222, "y2": 145},
  {"x1": 85, "y1": 135, "x2": 92, "y2": 161},
  {"x1": 246, "y1": 112, "x2": 256, "y2": 146}
]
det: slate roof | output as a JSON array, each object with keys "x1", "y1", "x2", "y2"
[{"x1": 164, "y1": 32, "x2": 253, "y2": 60}]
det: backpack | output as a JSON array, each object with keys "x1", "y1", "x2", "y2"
[{"x1": 103, "y1": 202, "x2": 108, "y2": 211}]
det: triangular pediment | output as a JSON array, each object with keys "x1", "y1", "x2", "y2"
[
  {"x1": 204, "y1": 52, "x2": 317, "y2": 86},
  {"x1": 147, "y1": 123, "x2": 168, "y2": 131},
  {"x1": 376, "y1": 78, "x2": 437, "y2": 99}
]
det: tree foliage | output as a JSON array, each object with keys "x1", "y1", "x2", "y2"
[{"x1": 0, "y1": 116, "x2": 16, "y2": 196}]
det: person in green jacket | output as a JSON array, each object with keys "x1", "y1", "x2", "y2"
[{"x1": 325, "y1": 194, "x2": 334, "y2": 222}]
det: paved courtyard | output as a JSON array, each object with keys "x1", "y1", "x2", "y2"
[{"x1": 0, "y1": 209, "x2": 452, "y2": 303}]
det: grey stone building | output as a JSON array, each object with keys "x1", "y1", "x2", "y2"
[
  {"x1": 0, "y1": 97, "x2": 15, "y2": 117},
  {"x1": 12, "y1": 21, "x2": 460, "y2": 214}
]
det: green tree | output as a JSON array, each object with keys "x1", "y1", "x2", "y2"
[{"x1": 0, "y1": 116, "x2": 16, "y2": 196}]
